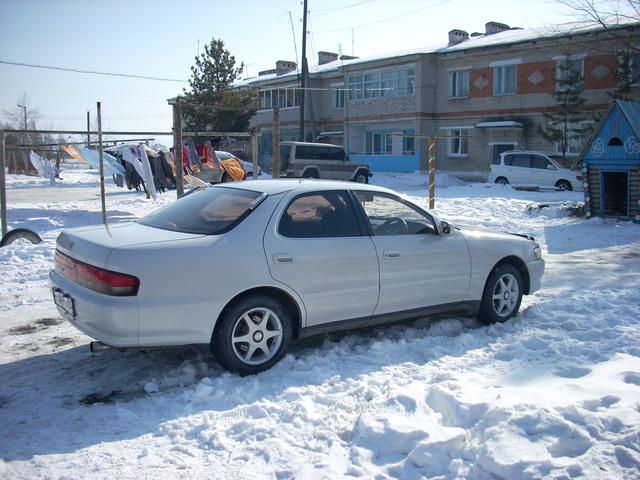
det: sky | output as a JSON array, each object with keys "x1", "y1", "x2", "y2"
[{"x1": 0, "y1": 0, "x2": 584, "y2": 142}]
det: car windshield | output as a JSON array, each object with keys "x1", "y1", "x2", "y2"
[{"x1": 138, "y1": 187, "x2": 264, "y2": 234}]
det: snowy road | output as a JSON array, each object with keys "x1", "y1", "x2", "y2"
[{"x1": 1, "y1": 171, "x2": 639, "y2": 479}]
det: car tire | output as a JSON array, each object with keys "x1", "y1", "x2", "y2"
[
  {"x1": 555, "y1": 180, "x2": 572, "y2": 191},
  {"x1": 478, "y1": 264, "x2": 523, "y2": 325},
  {"x1": 495, "y1": 177, "x2": 509, "y2": 185},
  {"x1": 303, "y1": 170, "x2": 318, "y2": 179},
  {"x1": 353, "y1": 170, "x2": 369, "y2": 184},
  {"x1": 0, "y1": 228, "x2": 42, "y2": 247},
  {"x1": 221, "y1": 172, "x2": 230, "y2": 183},
  {"x1": 212, "y1": 295, "x2": 292, "y2": 375}
]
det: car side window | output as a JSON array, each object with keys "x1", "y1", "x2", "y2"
[
  {"x1": 279, "y1": 191, "x2": 361, "y2": 238},
  {"x1": 507, "y1": 154, "x2": 531, "y2": 168},
  {"x1": 531, "y1": 155, "x2": 555, "y2": 170},
  {"x1": 355, "y1": 192, "x2": 436, "y2": 236}
]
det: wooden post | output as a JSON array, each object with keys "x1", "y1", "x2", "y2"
[
  {"x1": 86, "y1": 111, "x2": 91, "y2": 147},
  {"x1": 55, "y1": 150, "x2": 61, "y2": 179},
  {"x1": 272, "y1": 106, "x2": 280, "y2": 178},
  {"x1": 251, "y1": 132, "x2": 259, "y2": 180},
  {"x1": 97, "y1": 102, "x2": 107, "y2": 226},
  {"x1": 172, "y1": 102, "x2": 184, "y2": 198},
  {"x1": 428, "y1": 136, "x2": 436, "y2": 209},
  {"x1": 0, "y1": 131, "x2": 7, "y2": 237}
]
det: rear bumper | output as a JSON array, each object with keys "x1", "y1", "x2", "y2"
[{"x1": 50, "y1": 270, "x2": 140, "y2": 347}]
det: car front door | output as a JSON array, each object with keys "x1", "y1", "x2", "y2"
[
  {"x1": 263, "y1": 190, "x2": 380, "y2": 327},
  {"x1": 354, "y1": 191, "x2": 471, "y2": 316}
]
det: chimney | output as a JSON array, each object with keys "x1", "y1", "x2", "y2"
[
  {"x1": 448, "y1": 29, "x2": 469, "y2": 45},
  {"x1": 485, "y1": 21, "x2": 510, "y2": 35},
  {"x1": 275, "y1": 60, "x2": 297, "y2": 75},
  {"x1": 318, "y1": 51, "x2": 339, "y2": 65}
]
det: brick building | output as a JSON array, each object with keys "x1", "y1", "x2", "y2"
[{"x1": 238, "y1": 21, "x2": 640, "y2": 176}]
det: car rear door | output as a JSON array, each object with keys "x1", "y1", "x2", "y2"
[
  {"x1": 354, "y1": 191, "x2": 471, "y2": 315},
  {"x1": 504, "y1": 153, "x2": 533, "y2": 184},
  {"x1": 529, "y1": 154, "x2": 557, "y2": 187},
  {"x1": 263, "y1": 190, "x2": 380, "y2": 327}
]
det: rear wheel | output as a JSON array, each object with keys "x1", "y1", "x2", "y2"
[
  {"x1": 353, "y1": 170, "x2": 369, "y2": 184},
  {"x1": 555, "y1": 180, "x2": 572, "y2": 191},
  {"x1": 478, "y1": 264, "x2": 523, "y2": 325},
  {"x1": 303, "y1": 170, "x2": 318, "y2": 179},
  {"x1": 212, "y1": 295, "x2": 292, "y2": 375},
  {"x1": 495, "y1": 177, "x2": 509, "y2": 185}
]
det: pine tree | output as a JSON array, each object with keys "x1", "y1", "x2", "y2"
[
  {"x1": 182, "y1": 38, "x2": 257, "y2": 135},
  {"x1": 537, "y1": 58, "x2": 592, "y2": 163}
]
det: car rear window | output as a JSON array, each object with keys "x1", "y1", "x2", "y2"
[{"x1": 138, "y1": 187, "x2": 264, "y2": 235}]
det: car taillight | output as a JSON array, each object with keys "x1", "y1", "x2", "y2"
[{"x1": 55, "y1": 250, "x2": 139, "y2": 296}]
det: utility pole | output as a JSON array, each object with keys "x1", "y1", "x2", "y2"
[
  {"x1": 299, "y1": 0, "x2": 308, "y2": 142},
  {"x1": 17, "y1": 104, "x2": 28, "y2": 173},
  {"x1": 86, "y1": 111, "x2": 91, "y2": 147},
  {"x1": 272, "y1": 106, "x2": 280, "y2": 178},
  {"x1": 97, "y1": 102, "x2": 107, "y2": 226}
]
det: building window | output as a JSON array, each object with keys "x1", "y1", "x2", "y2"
[
  {"x1": 259, "y1": 87, "x2": 299, "y2": 110},
  {"x1": 493, "y1": 64, "x2": 517, "y2": 95},
  {"x1": 348, "y1": 67, "x2": 415, "y2": 100},
  {"x1": 449, "y1": 70, "x2": 469, "y2": 98},
  {"x1": 448, "y1": 129, "x2": 469, "y2": 156},
  {"x1": 333, "y1": 86, "x2": 345, "y2": 109},
  {"x1": 365, "y1": 130, "x2": 415, "y2": 155},
  {"x1": 553, "y1": 121, "x2": 593, "y2": 156},
  {"x1": 556, "y1": 57, "x2": 584, "y2": 91}
]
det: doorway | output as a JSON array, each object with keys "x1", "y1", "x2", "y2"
[
  {"x1": 601, "y1": 171, "x2": 628, "y2": 217},
  {"x1": 492, "y1": 144, "x2": 516, "y2": 164}
]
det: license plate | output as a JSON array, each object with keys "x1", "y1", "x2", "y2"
[{"x1": 53, "y1": 288, "x2": 76, "y2": 319}]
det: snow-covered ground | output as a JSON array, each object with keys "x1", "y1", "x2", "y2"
[{"x1": 1, "y1": 170, "x2": 639, "y2": 479}]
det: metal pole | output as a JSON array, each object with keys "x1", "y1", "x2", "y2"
[
  {"x1": 97, "y1": 102, "x2": 107, "y2": 226},
  {"x1": 172, "y1": 102, "x2": 184, "y2": 198},
  {"x1": 0, "y1": 131, "x2": 7, "y2": 237},
  {"x1": 251, "y1": 132, "x2": 258, "y2": 180},
  {"x1": 428, "y1": 136, "x2": 436, "y2": 209},
  {"x1": 272, "y1": 106, "x2": 280, "y2": 178},
  {"x1": 299, "y1": 0, "x2": 308, "y2": 141},
  {"x1": 86, "y1": 111, "x2": 91, "y2": 147}
]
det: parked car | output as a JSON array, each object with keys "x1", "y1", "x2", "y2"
[
  {"x1": 489, "y1": 150, "x2": 583, "y2": 191},
  {"x1": 279, "y1": 141, "x2": 372, "y2": 183},
  {"x1": 50, "y1": 180, "x2": 544, "y2": 375}
]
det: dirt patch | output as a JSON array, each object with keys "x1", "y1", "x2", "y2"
[
  {"x1": 79, "y1": 390, "x2": 122, "y2": 405},
  {"x1": 47, "y1": 337, "x2": 74, "y2": 348},
  {"x1": 8, "y1": 317, "x2": 63, "y2": 335}
]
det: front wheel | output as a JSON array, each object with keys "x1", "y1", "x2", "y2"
[
  {"x1": 478, "y1": 264, "x2": 523, "y2": 325},
  {"x1": 212, "y1": 295, "x2": 292, "y2": 375},
  {"x1": 495, "y1": 177, "x2": 509, "y2": 185}
]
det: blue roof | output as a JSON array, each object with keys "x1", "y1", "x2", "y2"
[{"x1": 617, "y1": 100, "x2": 640, "y2": 139}]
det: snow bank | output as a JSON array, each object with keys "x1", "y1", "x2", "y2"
[{"x1": 1, "y1": 172, "x2": 639, "y2": 479}]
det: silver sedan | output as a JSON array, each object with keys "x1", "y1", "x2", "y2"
[{"x1": 50, "y1": 180, "x2": 544, "y2": 375}]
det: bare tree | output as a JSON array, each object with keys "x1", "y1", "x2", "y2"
[{"x1": 556, "y1": 0, "x2": 640, "y2": 51}]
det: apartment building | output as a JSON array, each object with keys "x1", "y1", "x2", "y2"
[{"x1": 239, "y1": 21, "x2": 640, "y2": 176}]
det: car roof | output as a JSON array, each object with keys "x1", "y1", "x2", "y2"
[{"x1": 217, "y1": 179, "x2": 393, "y2": 196}]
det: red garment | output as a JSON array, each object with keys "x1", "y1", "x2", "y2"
[{"x1": 181, "y1": 146, "x2": 189, "y2": 168}]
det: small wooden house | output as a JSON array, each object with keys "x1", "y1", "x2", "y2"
[{"x1": 579, "y1": 100, "x2": 640, "y2": 222}]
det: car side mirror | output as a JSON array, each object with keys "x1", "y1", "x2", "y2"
[{"x1": 440, "y1": 221, "x2": 451, "y2": 235}]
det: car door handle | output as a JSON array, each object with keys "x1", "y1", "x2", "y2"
[
  {"x1": 273, "y1": 254, "x2": 294, "y2": 263},
  {"x1": 383, "y1": 250, "x2": 400, "y2": 258}
]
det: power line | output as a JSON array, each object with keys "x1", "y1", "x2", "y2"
[
  {"x1": 0, "y1": 59, "x2": 188, "y2": 83},
  {"x1": 315, "y1": 0, "x2": 454, "y2": 34}
]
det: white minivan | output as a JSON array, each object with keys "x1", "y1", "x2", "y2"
[{"x1": 489, "y1": 150, "x2": 583, "y2": 191}]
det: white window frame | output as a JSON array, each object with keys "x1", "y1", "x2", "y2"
[
  {"x1": 332, "y1": 83, "x2": 345, "y2": 109},
  {"x1": 258, "y1": 86, "x2": 299, "y2": 111},
  {"x1": 448, "y1": 68, "x2": 470, "y2": 98},
  {"x1": 554, "y1": 54, "x2": 585, "y2": 91},
  {"x1": 447, "y1": 128, "x2": 470, "y2": 157},
  {"x1": 348, "y1": 66, "x2": 416, "y2": 101},
  {"x1": 493, "y1": 64, "x2": 517, "y2": 96},
  {"x1": 552, "y1": 120, "x2": 594, "y2": 156}
]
